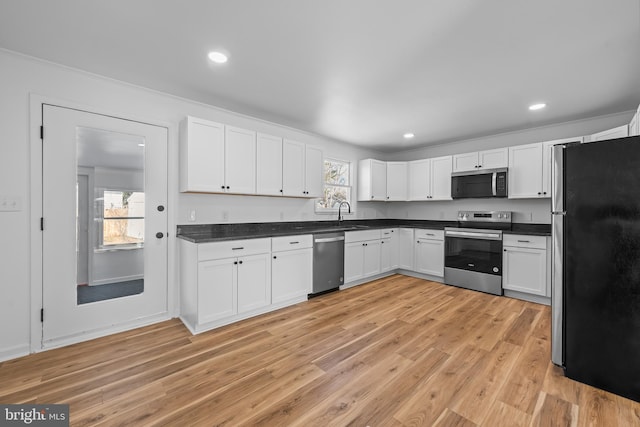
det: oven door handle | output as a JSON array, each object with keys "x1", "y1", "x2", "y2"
[{"x1": 445, "y1": 230, "x2": 502, "y2": 240}]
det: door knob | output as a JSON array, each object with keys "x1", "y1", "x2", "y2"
[{"x1": 156, "y1": 232, "x2": 164, "y2": 239}]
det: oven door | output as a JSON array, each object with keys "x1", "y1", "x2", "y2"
[{"x1": 444, "y1": 229, "x2": 503, "y2": 275}]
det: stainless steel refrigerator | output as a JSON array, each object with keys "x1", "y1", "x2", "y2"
[{"x1": 551, "y1": 135, "x2": 640, "y2": 402}]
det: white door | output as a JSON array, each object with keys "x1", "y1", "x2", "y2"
[{"x1": 42, "y1": 104, "x2": 168, "y2": 347}]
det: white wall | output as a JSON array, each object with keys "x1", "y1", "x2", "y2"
[
  {"x1": 383, "y1": 111, "x2": 635, "y2": 223},
  {"x1": 0, "y1": 49, "x2": 385, "y2": 361}
]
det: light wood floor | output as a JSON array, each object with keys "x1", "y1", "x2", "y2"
[{"x1": 2, "y1": 275, "x2": 639, "y2": 426}]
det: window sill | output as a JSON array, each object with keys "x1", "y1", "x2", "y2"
[{"x1": 95, "y1": 244, "x2": 144, "y2": 253}]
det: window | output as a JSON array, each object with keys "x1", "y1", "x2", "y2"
[
  {"x1": 98, "y1": 190, "x2": 144, "y2": 248},
  {"x1": 315, "y1": 158, "x2": 352, "y2": 212}
]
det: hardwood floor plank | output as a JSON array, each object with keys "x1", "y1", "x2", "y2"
[{"x1": 1, "y1": 275, "x2": 638, "y2": 426}]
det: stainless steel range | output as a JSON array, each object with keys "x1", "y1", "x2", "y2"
[{"x1": 444, "y1": 211, "x2": 512, "y2": 295}]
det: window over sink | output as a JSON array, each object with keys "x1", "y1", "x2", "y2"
[{"x1": 315, "y1": 158, "x2": 352, "y2": 213}]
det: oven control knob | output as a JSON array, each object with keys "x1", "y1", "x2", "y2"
[
  {"x1": 497, "y1": 213, "x2": 503, "y2": 219},
  {"x1": 493, "y1": 267, "x2": 499, "y2": 273}
]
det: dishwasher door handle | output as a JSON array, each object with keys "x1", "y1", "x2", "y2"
[{"x1": 314, "y1": 236, "x2": 345, "y2": 243}]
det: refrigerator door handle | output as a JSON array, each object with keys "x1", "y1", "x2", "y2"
[{"x1": 551, "y1": 144, "x2": 565, "y2": 367}]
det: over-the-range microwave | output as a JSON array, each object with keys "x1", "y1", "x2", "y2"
[{"x1": 451, "y1": 168, "x2": 508, "y2": 199}]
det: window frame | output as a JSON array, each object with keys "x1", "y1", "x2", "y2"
[
  {"x1": 96, "y1": 189, "x2": 145, "y2": 251},
  {"x1": 315, "y1": 157, "x2": 354, "y2": 214}
]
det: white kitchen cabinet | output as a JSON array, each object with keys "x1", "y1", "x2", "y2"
[
  {"x1": 398, "y1": 228, "x2": 415, "y2": 270},
  {"x1": 540, "y1": 136, "x2": 583, "y2": 196},
  {"x1": 180, "y1": 238, "x2": 272, "y2": 333},
  {"x1": 224, "y1": 126, "x2": 257, "y2": 195},
  {"x1": 179, "y1": 117, "x2": 256, "y2": 194},
  {"x1": 358, "y1": 159, "x2": 387, "y2": 201},
  {"x1": 256, "y1": 133, "x2": 283, "y2": 196},
  {"x1": 414, "y1": 229, "x2": 444, "y2": 277},
  {"x1": 502, "y1": 234, "x2": 548, "y2": 297},
  {"x1": 508, "y1": 142, "x2": 544, "y2": 199},
  {"x1": 408, "y1": 156, "x2": 452, "y2": 201},
  {"x1": 589, "y1": 124, "x2": 629, "y2": 142},
  {"x1": 282, "y1": 139, "x2": 323, "y2": 198},
  {"x1": 344, "y1": 229, "x2": 382, "y2": 283},
  {"x1": 380, "y1": 228, "x2": 398, "y2": 272},
  {"x1": 271, "y1": 235, "x2": 312, "y2": 303},
  {"x1": 179, "y1": 116, "x2": 225, "y2": 192},
  {"x1": 386, "y1": 162, "x2": 408, "y2": 201},
  {"x1": 452, "y1": 148, "x2": 507, "y2": 172}
]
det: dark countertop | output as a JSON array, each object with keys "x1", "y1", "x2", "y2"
[{"x1": 177, "y1": 219, "x2": 550, "y2": 243}]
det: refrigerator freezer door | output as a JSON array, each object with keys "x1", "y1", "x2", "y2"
[{"x1": 551, "y1": 144, "x2": 565, "y2": 366}]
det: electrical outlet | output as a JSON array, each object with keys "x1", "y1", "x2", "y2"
[
  {"x1": 279, "y1": 212, "x2": 284, "y2": 220},
  {"x1": 222, "y1": 211, "x2": 229, "y2": 221},
  {"x1": 188, "y1": 210, "x2": 196, "y2": 222},
  {"x1": 0, "y1": 196, "x2": 21, "y2": 212}
]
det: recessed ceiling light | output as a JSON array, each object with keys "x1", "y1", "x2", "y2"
[
  {"x1": 403, "y1": 133, "x2": 415, "y2": 139},
  {"x1": 529, "y1": 103, "x2": 546, "y2": 111},
  {"x1": 208, "y1": 51, "x2": 228, "y2": 64},
  {"x1": 137, "y1": 143, "x2": 145, "y2": 147}
]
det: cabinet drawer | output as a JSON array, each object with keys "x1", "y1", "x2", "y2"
[
  {"x1": 503, "y1": 234, "x2": 546, "y2": 249},
  {"x1": 345, "y1": 229, "x2": 382, "y2": 243},
  {"x1": 414, "y1": 229, "x2": 444, "y2": 241},
  {"x1": 380, "y1": 228, "x2": 398, "y2": 238},
  {"x1": 272, "y1": 234, "x2": 313, "y2": 252},
  {"x1": 198, "y1": 238, "x2": 271, "y2": 261}
]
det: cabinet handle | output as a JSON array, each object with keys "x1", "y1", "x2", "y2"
[
  {"x1": 239, "y1": 260, "x2": 243, "y2": 264},
  {"x1": 273, "y1": 256, "x2": 277, "y2": 259},
  {"x1": 280, "y1": 189, "x2": 283, "y2": 193},
  {"x1": 221, "y1": 185, "x2": 225, "y2": 189},
  {"x1": 517, "y1": 240, "x2": 531, "y2": 243},
  {"x1": 543, "y1": 191, "x2": 547, "y2": 195},
  {"x1": 537, "y1": 192, "x2": 542, "y2": 195},
  {"x1": 226, "y1": 186, "x2": 230, "y2": 190},
  {"x1": 426, "y1": 233, "x2": 435, "y2": 236},
  {"x1": 381, "y1": 241, "x2": 384, "y2": 244},
  {"x1": 232, "y1": 247, "x2": 244, "y2": 250},
  {"x1": 289, "y1": 241, "x2": 299, "y2": 244},
  {"x1": 234, "y1": 261, "x2": 238, "y2": 265},
  {"x1": 503, "y1": 249, "x2": 507, "y2": 252}
]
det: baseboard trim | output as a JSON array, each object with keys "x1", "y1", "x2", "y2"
[{"x1": 0, "y1": 344, "x2": 30, "y2": 363}]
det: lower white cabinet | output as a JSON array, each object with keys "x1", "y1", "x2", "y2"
[
  {"x1": 271, "y1": 235, "x2": 312, "y2": 303},
  {"x1": 236, "y1": 253, "x2": 271, "y2": 313},
  {"x1": 380, "y1": 228, "x2": 398, "y2": 272},
  {"x1": 414, "y1": 229, "x2": 444, "y2": 277},
  {"x1": 344, "y1": 229, "x2": 382, "y2": 283},
  {"x1": 197, "y1": 258, "x2": 236, "y2": 323},
  {"x1": 398, "y1": 228, "x2": 415, "y2": 270},
  {"x1": 502, "y1": 234, "x2": 548, "y2": 297}
]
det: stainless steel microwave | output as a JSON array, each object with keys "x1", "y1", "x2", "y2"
[{"x1": 451, "y1": 168, "x2": 508, "y2": 199}]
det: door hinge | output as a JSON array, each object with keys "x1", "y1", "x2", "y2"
[
  {"x1": 40, "y1": 126, "x2": 44, "y2": 140},
  {"x1": 40, "y1": 217, "x2": 44, "y2": 231},
  {"x1": 40, "y1": 308, "x2": 44, "y2": 322}
]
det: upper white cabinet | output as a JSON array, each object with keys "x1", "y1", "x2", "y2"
[
  {"x1": 452, "y1": 148, "x2": 507, "y2": 172},
  {"x1": 282, "y1": 140, "x2": 323, "y2": 198},
  {"x1": 256, "y1": 133, "x2": 283, "y2": 196},
  {"x1": 408, "y1": 156, "x2": 452, "y2": 201},
  {"x1": 179, "y1": 116, "x2": 225, "y2": 193},
  {"x1": 358, "y1": 159, "x2": 387, "y2": 201},
  {"x1": 224, "y1": 126, "x2": 257, "y2": 195},
  {"x1": 508, "y1": 142, "x2": 544, "y2": 199},
  {"x1": 589, "y1": 124, "x2": 629, "y2": 142},
  {"x1": 386, "y1": 162, "x2": 408, "y2": 201}
]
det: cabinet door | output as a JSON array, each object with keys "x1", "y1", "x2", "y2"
[
  {"x1": 371, "y1": 160, "x2": 387, "y2": 200},
  {"x1": 415, "y1": 239, "x2": 444, "y2": 276},
  {"x1": 197, "y1": 258, "x2": 236, "y2": 323},
  {"x1": 386, "y1": 162, "x2": 408, "y2": 201},
  {"x1": 452, "y1": 152, "x2": 479, "y2": 172},
  {"x1": 508, "y1": 142, "x2": 543, "y2": 199},
  {"x1": 304, "y1": 145, "x2": 323, "y2": 198},
  {"x1": 408, "y1": 159, "x2": 430, "y2": 201},
  {"x1": 430, "y1": 156, "x2": 453, "y2": 200},
  {"x1": 590, "y1": 125, "x2": 629, "y2": 142},
  {"x1": 344, "y1": 241, "x2": 365, "y2": 283},
  {"x1": 479, "y1": 148, "x2": 508, "y2": 169},
  {"x1": 181, "y1": 118, "x2": 225, "y2": 192},
  {"x1": 225, "y1": 126, "x2": 256, "y2": 194},
  {"x1": 502, "y1": 246, "x2": 547, "y2": 296},
  {"x1": 398, "y1": 228, "x2": 414, "y2": 270},
  {"x1": 282, "y1": 139, "x2": 305, "y2": 197},
  {"x1": 540, "y1": 136, "x2": 582, "y2": 196},
  {"x1": 237, "y1": 253, "x2": 271, "y2": 313},
  {"x1": 272, "y1": 248, "x2": 312, "y2": 303},
  {"x1": 363, "y1": 240, "x2": 381, "y2": 277},
  {"x1": 256, "y1": 133, "x2": 283, "y2": 196},
  {"x1": 380, "y1": 236, "x2": 397, "y2": 272}
]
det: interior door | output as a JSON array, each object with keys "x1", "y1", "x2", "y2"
[{"x1": 42, "y1": 104, "x2": 168, "y2": 347}]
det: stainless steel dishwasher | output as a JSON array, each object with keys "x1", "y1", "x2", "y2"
[{"x1": 311, "y1": 231, "x2": 345, "y2": 297}]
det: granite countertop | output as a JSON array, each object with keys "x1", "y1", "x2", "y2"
[{"x1": 177, "y1": 219, "x2": 550, "y2": 243}]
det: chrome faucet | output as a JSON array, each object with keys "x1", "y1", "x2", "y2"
[{"x1": 337, "y1": 201, "x2": 351, "y2": 224}]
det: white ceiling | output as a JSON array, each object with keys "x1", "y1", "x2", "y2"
[{"x1": 1, "y1": 1, "x2": 639, "y2": 152}]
